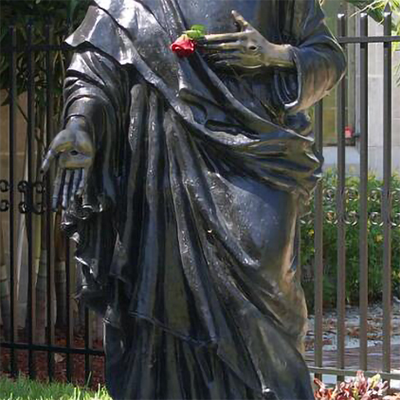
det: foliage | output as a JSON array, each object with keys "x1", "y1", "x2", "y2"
[
  {"x1": 345, "y1": 0, "x2": 400, "y2": 28},
  {"x1": 0, "y1": 1, "x2": 91, "y2": 340},
  {"x1": 301, "y1": 170, "x2": 400, "y2": 311},
  {"x1": 0, "y1": 376, "x2": 111, "y2": 400},
  {"x1": 344, "y1": 0, "x2": 400, "y2": 84},
  {"x1": 0, "y1": 0, "x2": 90, "y2": 132},
  {"x1": 314, "y1": 371, "x2": 389, "y2": 399}
]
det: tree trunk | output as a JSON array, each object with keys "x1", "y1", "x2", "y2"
[
  {"x1": 35, "y1": 215, "x2": 47, "y2": 344},
  {"x1": 54, "y1": 213, "x2": 67, "y2": 327},
  {"x1": 0, "y1": 214, "x2": 11, "y2": 340},
  {"x1": 34, "y1": 129, "x2": 46, "y2": 344}
]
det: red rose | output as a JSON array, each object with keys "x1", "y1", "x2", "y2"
[{"x1": 170, "y1": 35, "x2": 196, "y2": 58}]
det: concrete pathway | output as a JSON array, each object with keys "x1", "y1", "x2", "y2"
[{"x1": 305, "y1": 301, "x2": 400, "y2": 389}]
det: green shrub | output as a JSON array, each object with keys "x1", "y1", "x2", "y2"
[{"x1": 301, "y1": 170, "x2": 400, "y2": 312}]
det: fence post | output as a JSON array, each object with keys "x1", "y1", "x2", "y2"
[
  {"x1": 382, "y1": 2, "x2": 392, "y2": 379},
  {"x1": 45, "y1": 20, "x2": 56, "y2": 382},
  {"x1": 359, "y1": 11, "x2": 369, "y2": 372},
  {"x1": 314, "y1": 98, "x2": 324, "y2": 381},
  {"x1": 336, "y1": 5, "x2": 347, "y2": 383},
  {"x1": 8, "y1": 23, "x2": 19, "y2": 378}
]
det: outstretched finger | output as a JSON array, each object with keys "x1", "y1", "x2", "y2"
[
  {"x1": 76, "y1": 168, "x2": 86, "y2": 199},
  {"x1": 200, "y1": 32, "x2": 245, "y2": 44},
  {"x1": 70, "y1": 169, "x2": 82, "y2": 203},
  {"x1": 81, "y1": 168, "x2": 91, "y2": 206},
  {"x1": 200, "y1": 42, "x2": 242, "y2": 53},
  {"x1": 41, "y1": 148, "x2": 57, "y2": 174},
  {"x1": 213, "y1": 60, "x2": 242, "y2": 70},
  {"x1": 52, "y1": 168, "x2": 64, "y2": 210},
  {"x1": 67, "y1": 171, "x2": 76, "y2": 209},
  {"x1": 205, "y1": 53, "x2": 241, "y2": 62},
  {"x1": 62, "y1": 170, "x2": 72, "y2": 209},
  {"x1": 231, "y1": 10, "x2": 250, "y2": 30},
  {"x1": 41, "y1": 129, "x2": 76, "y2": 173}
]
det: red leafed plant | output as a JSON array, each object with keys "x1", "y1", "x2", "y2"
[{"x1": 314, "y1": 371, "x2": 389, "y2": 400}]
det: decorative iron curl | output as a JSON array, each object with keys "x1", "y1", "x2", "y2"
[
  {"x1": 393, "y1": 188, "x2": 400, "y2": 204},
  {"x1": 0, "y1": 179, "x2": 10, "y2": 212},
  {"x1": 0, "y1": 200, "x2": 10, "y2": 212},
  {"x1": 0, "y1": 180, "x2": 10, "y2": 193},
  {"x1": 345, "y1": 187, "x2": 359, "y2": 202},
  {"x1": 32, "y1": 181, "x2": 45, "y2": 215},
  {"x1": 17, "y1": 180, "x2": 46, "y2": 215},
  {"x1": 392, "y1": 213, "x2": 400, "y2": 228},
  {"x1": 325, "y1": 210, "x2": 337, "y2": 225},
  {"x1": 322, "y1": 187, "x2": 337, "y2": 224},
  {"x1": 369, "y1": 211, "x2": 383, "y2": 227},
  {"x1": 18, "y1": 180, "x2": 29, "y2": 214},
  {"x1": 344, "y1": 188, "x2": 359, "y2": 226},
  {"x1": 392, "y1": 189, "x2": 400, "y2": 228},
  {"x1": 344, "y1": 210, "x2": 359, "y2": 226},
  {"x1": 369, "y1": 188, "x2": 382, "y2": 203},
  {"x1": 323, "y1": 187, "x2": 336, "y2": 204},
  {"x1": 300, "y1": 210, "x2": 314, "y2": 226}
]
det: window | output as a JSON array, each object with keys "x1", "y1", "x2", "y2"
[{"x1": 320, "y1": 2, "x2": 355, "y2": 146}]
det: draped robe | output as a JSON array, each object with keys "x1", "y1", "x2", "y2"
[{"x1": 62, "y1": 0, "x2": 346, "y2": 398}]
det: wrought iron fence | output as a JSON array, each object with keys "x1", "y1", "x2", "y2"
[
  {"x1": 0, "y1": 6, "x2": 400, "y2": 388},
  {"x1": 0, "y1": 22, "x2": 104, "y2": 385},
  {"x1": 305, "y1": 7, "x2": 400, "y2": 384}
]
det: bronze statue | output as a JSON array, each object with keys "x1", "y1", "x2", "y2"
[{"x1": 42, "y1": 0, "x2": 346, "y2": 398}]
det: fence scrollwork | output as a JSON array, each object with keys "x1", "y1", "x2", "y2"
[
  {"x1": 0, "y1": 179, "x2": 10, "y2": 212},
  {"x1": 18, "y1": 180, "x2": 29, "y2": 214},
  {"x1": 33, "y1": 181, "x2": 45, "y2": 214},
  {"x1": 392, "y1": 189, "x2": 400, "y2": 228},
  {"x1": 17, "y1": 180, "x2": 46, "y2": 215}
]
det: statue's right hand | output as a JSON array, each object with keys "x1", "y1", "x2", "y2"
[{"x1": 41, "y1": 125, "x2": 95, "y2": 210}]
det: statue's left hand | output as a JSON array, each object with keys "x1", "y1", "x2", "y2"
[
  {"x1": 199, "y1": 10, "x2": 294, "y2": 73},
  {"x1": 41, "y1": 118, "x2": 95, "y2": 211}
]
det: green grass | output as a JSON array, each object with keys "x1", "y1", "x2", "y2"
[{"x1": 0, "y1": 377, "x2": 111, "y2": 400}]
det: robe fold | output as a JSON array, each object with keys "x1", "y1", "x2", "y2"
[{"x1": 61, "y1": 1, "x2": 346, "y2": 398}]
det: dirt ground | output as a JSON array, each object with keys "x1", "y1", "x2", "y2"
[{"x1": 1, "y1": 327, "x2": 105, "y2": 389}]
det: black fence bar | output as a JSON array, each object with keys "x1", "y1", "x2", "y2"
[
  {"x1": 1, "y1": 341, "x2": 104, "y2": 357},
  {"x1": 67, "y1": 19, "x2": 76, "y2": 383},
  {"x1": 26, "y1": 21, "x2": 37, "y2": 380},
  {"x1": 309, "y1": 366, "x2": 400, "y2": 381},
  {"x1": 8, "y1": 24, "x2": 18, "y2": 377},
  {"x1": 84, "y1": 309, "x2": 92, "y2": 384},
  {"x1": 45, "y1": 22, "x2": 56, "y2": 382},
  {"x1": 314, "y1": 99, "x2": 324, "y2": 379},
  {"x1": 382, "y1": 4, "x2": 392, "y2": 376},
  {"x1": 338, "y1": 35, "x2": 400, "y2": 44},
  {"x1": 359, "y1": 12, "x2": 369, "y2": 372},
  {"x1": 1, "y1": 12, "x2": 400, "y2": 386},
  {"x1": 336, "y1": 8, "x2": 347, "y2": 379},
  {"x1": 65, "y1": 240, "x2": 73, "y2": 382}
]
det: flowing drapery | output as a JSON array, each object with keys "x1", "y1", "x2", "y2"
[{"x1": 61, "y1": 1, "x2": 346, "y2": 398}]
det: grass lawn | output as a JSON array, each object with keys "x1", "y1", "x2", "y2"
[{"x1": 0, "y1": 376, "x2": 111, "y2": 400}]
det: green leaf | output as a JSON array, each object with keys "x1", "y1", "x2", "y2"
[
  {"x1": 68, "y1": 0, "x2": 80, "y2": 21},
  {"x1": 190, "y1": 24, "x2": 206, "y2": 35},
  {"x1": 183, "y1": 29, "x2": 204, "y2": 39},
  {"x1": 183, "y1": 24, "x2": 206, "y2": 39}
]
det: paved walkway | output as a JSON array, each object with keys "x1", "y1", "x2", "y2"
[
  {"x1": 305, "y1": 343, "x2": 400, "y2": 372},
  {"x1": 305, "y1": 301, "x2": 400, "y2": 385}
]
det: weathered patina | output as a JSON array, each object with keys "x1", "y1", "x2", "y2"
[{"x1": 43, "y1": 1, "x2": 346, "y2": 398}]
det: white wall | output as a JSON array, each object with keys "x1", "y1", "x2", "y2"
[{"x1": 355, "y1": 18, "x2": 400, "y2": 176}]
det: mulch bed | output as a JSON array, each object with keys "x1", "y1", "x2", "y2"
[{"x1": 1, "y1": 327, "x2": 105, "y2": 389}]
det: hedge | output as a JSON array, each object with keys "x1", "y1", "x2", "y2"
[{"x1": 301, "y1": 170, "x2": 400, "y2": 312}]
